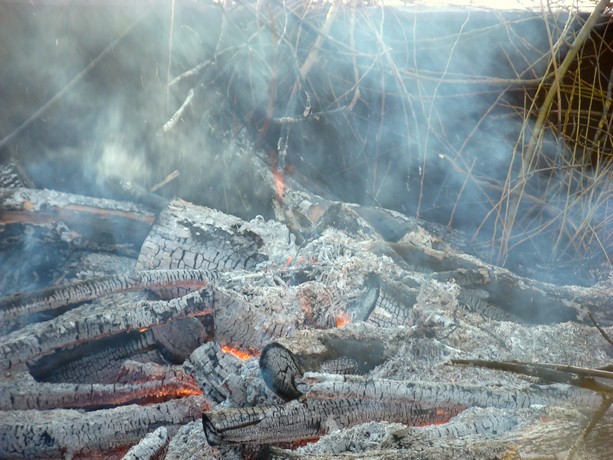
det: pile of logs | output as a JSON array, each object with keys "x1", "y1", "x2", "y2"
[{"x1": 0, "y1": 158, "x2": 612, "y2": 459}]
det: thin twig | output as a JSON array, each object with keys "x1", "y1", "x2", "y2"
[
  {"x1": 451, "y1": 359, "x2": 613, "y2": 395},
  {"x1": 588, "y1": 311, "x2": 613, "y2": 346},
  {"x1": 566, "y1": 396, "x2": 613, "y2": 460},
  {"x1": 162, "y1": 89, "x2": 195, "y2": 133},
  {"x1": 166, "y1": 0, "x2": 176, "y2": 114},
  {"x1": 151, "y1": 169, "x2": 181, "y2": 192}
]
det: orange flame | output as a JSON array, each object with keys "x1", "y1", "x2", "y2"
[
  {"x1": 221, "y1": 345, "x2": 259, "y2": 361},
  {"x1": 336, "y1": 311, "x2": 352, "y2": 328}
]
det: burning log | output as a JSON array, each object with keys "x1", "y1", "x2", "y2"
[
  {"x1": 202, "y1": 398, "x2": 463, "y2": 447},
  {"x1": 0, "y1": 377, "x2": 202, "y2": 410},
  {"x1": 185, "y1": 341, "x2": 273, "y2": 407},
  {"x1": 0, "y1": 395, "x2": 207, "y2": 459},
  {"x1": 278, "y1": 187, "x2": 613, "y2": 325},
  {"x1": 267, "y1": 406, "x2": 606, "y2": 459},
  {"x1": 0, "y1": 187, "x2": 154, "y2": 251},
  {"x1": 0, "y1": 186, "x2": 157, "y2": 296}
]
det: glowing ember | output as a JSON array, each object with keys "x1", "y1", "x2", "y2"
[
  {"x1": 273, "y1": 167, "x2": 285, "y2": 200},
  {"x1": 221, "y1": 345, "x2": 259, "y2": 360},
  {"x1": 335, "y1": 311, "x2": 352, "y2": 328},
  {"x1": 151, "y1": 386, "x2": 204, "y2": 399}
]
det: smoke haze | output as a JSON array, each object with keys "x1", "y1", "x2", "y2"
[{"x1": 0, "y1": 1, "x2": 610, "y2": 286}]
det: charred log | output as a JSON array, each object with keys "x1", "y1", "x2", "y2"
[
  {"x1": 260, "y1": 323, "x2": 392, "y2": 400},
  {"x1": 28, "y1": 319, "x2": 209, "y2": 385},
  {"x1": 300, "y1": 373, "x2": 602, "y2": 411},
  {"x1": 136, "y1": 199, "x2": 269, "y2": 273},
  {"x1": 0, "y1": 377, "x2": 202, "y2": 411},
  {"x1": 0, "y1": 288, "x2": 215, "y2": 372},
  {"x1": 258, "y1": 322, "x2": 471, "y2": 401},
  {"x1": 202, "y1": 398, "x2": 463, "y2": 447}
]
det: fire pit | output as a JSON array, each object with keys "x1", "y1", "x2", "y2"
[{"x1": 0, "y1": 1, "x2": 612, "y2": 459}]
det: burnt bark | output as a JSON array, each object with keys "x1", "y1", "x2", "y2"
[{"x1": 136, "y1": 199, "x2": 267, "y2": 273}]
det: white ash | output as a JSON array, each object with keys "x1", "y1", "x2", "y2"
[
  {"x1": 122, "y1": 426, "x2": 169, "y2": 460},
  {"x1": 164, "y1": 421, "x2": 219, "y2": 460},
  {"x1": 294, "y1": 421, "x2": 407, "y2": 455}
]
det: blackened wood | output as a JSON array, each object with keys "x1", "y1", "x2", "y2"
[
  {"x1": 202, "y1": 398, "x2": 463, "y2": 446},
  {"x1": 259, "y1": 323, "x2": 395, "y2": 400},
  {"x1": 116, "y1": 360, "x2": 195, "y2": 385},
  {"x1": 388, "y1": 229, "x2": 612, "y2": 324},
  {"x1": 451, "y1": 359, "x2": 613, "y2": 395},
  {"x1": 0, "y1": 269, "x2": 213, "y2": 333},
  {"x1": 434, "y1": 266, "x2": 613, "y2": 325},
  {"x1": 212, "y1": 284, "x2": 314, "y2": 351},
  {"x1": 259, "y1": 343, "x2": 305, "y2": 400},
  {"x1": 152, "y1": 317, "x2": 210, "y2": 364},
  {"x1": 0, "y1": 395, "x2": 207, "y2": 459},
  {"x1": 356, "y1": 274, "x2": 417, "y2": 327},
  {"x1": 29, "y1": 327, "x2": 160, "y2": 384},
  {"x1": 264, "y1": 408, "x2": 523, "y2": 459},
  {"x1": 185, "y1": 341, "x2": 274, "y2": 407},
  {"x1": 104, "y1": 175, "x2": 168, "y2": 212},
  {"x1": 278, "y1": 187, "x2": 613, "y2": 325}
]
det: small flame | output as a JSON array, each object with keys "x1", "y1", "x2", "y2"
[
  {"x1": 273, "y1": 167, "x2": 285, "y2": 201},
  {"x1": 138, "y1": 327, "x2": 149, "y2": 333},
  {"x1": 221, "y1": 345, "x2": 258, "y2": 361},
  {"x1": 336, "y1": 311, "x2": 352, "y2": 328}
]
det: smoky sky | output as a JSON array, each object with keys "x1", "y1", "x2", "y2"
[{"x1": 0, "y1": 2, "x2": 610, "y2": 284}]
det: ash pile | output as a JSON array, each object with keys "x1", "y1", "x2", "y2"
[
  {"x1": 1, "y1": 156, "x2": 612, "y2": 458},
  {"x1": 1, "y1": 1, "x2": 613, "y2": 459}
]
